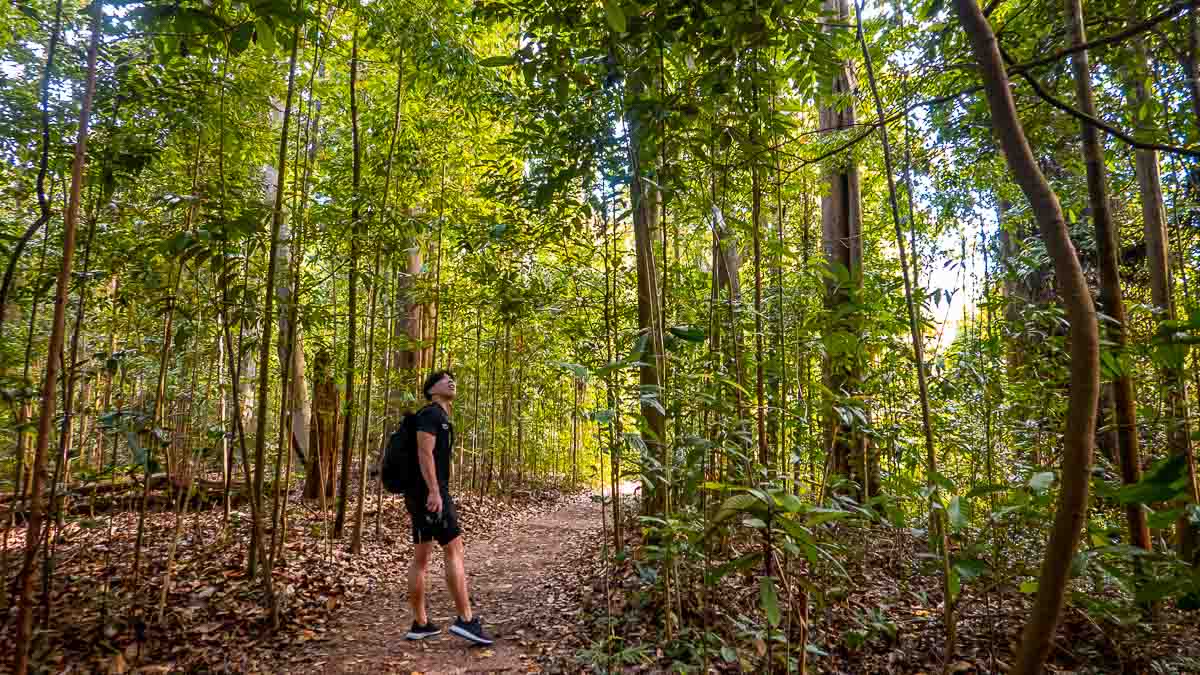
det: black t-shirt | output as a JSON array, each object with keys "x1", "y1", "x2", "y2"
[{"x1": 414, "y1": 403, "x2": 454, "y2": 492}]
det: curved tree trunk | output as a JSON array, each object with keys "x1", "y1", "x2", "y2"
[{"x1": 953, "y1": 1, "x2": 1100, "y2": 673}]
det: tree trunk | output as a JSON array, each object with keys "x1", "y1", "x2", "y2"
[
  {"x1": 13, "y1": 4, "x2": 100, "y2": 671},
  {"x1": 953, "y1": 2, "x2": 1100, "y2": 673},
  {"x1": 249, "y1": 4, "x2": 302, "y2": 578},
  {"x1": 821, "y1": 0, "x2": 872, "y2": 501},
  {"x1": 1065, "y1": 0, "x2": 1150, "y2": 552},
  {"x1": 1130, "y1": 36, "x2": 1200, "y2": 558},
  {"x1": 626, "y1": 69, "x2": 666, "y2": 513},
  {"x1": 306, "y1": 350, "x2": 340, "y2": 499},
  {"x1": 334, "y1": 28, "x2": 361, "y2": 540}
]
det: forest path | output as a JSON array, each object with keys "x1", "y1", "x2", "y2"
[{"x1": 289, "y1": 493, "x2": 601, "y2": 674}]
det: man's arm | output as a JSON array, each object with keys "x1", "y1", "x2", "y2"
[{"x1": 417, "y1": 430, "x2": 441, "y2": 512}]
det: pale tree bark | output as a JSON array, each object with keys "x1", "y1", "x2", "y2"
[
  {"x1": 14, "y1": 3, "x2": 101, "y2": 672},
  {"x1": 1064, "y1": 0, "x2": 1150, "y2": 552},
  {"x1": 391, "y1": 229, "x2": 426, "y2": 419},
  {"x1": 953, "y1": 2, "x2": 1100, "y2": 673},
  {"x1": 266, "y1": 166, "x2": 311, "y2": 471},
  {"x1": 1129, "y1": 36, "x2": 1200, "y2": 558},
  {"x1": 821, "y1": 0, "x2": 873, "y2": 501}
]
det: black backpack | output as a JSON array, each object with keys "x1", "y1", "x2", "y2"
[{"x1": 380, "y1": 406, "x2": 429, "y2": 494}]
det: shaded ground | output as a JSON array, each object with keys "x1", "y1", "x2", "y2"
[
  {"x1": 287, "y1": 493, "x2": 601, "y2": 674},
  {"x1": 0, "y1": 484, "x2": 598, "y2": 673}
]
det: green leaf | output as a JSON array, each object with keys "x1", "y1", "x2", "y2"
[
  {"x1": 712, "y1": 493, "x2": 764, "y2": 526},
  {"x1": 805, "y1": 508, "x2": 853, "y2": 528},
  {"x1": 947, "y1": 496, "x2": 968, "y2": 532},
  {"x1": 553, "y1": 361, "x2": 590, "y2": 380},
  {"x1": 603, "y1": 0, "x2": 626, "y2": 33},
  {"x1": 255, "y1": 18, "x2": 275, "y2": 53},
  {"x1": 1029, "y1": 472, "x2": 1055, "y2": 494},
  {"x1": 952, "y1": 557, "x2": 988, "y2": 581},
  {"x1": 705, "y1": 552, "x2": 761, "y2": 584},
  {"x1": 230, "y1": 22, "x2": 254, "y2": 55},
  {"x1": 1019, "y1": 579, "x2": 1039, "y2": 594},
  {"x1": 720, "y1": 646, "x2": 737, "y2": 663},
  {"x1": 479, "y1": 55, "x2": 516, "y2": 67},
  {"x1": 668, "y1": 324, "x2": 706, "y2": 342},
  {"x1": 778, "y1": 493, "x2": 803, "y2": 513},
  {"x1": 1116, "y1": 454, "x2": 1189, "y2": 505},
  {"x1": 760, "y1": 576, "x2": 781, "y2": 627}
]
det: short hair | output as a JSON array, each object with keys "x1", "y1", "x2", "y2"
[{"x1": 422, "y1": 370, "x2": 454, "y2": 400}]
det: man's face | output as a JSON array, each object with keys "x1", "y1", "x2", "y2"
[{"x1": 431, "y1": 374, "x2": 456, "y2": 401}]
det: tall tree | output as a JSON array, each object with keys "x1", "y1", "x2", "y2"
[
  {"x1": 1064, "y1": 0, "x2": 1150, "y2": 552},
  {"x1": 14, "y1": 3, "x2": 101, "y2": 672},
  {"x1": 626, "y1": 61, "x2": 667, "y2": 514},
  {"x1": 1128, "y1": 34, "x2": 1199, "y2": 558},
  {"x1": 820, "y1": 0, "x2": 873, "y2": 500},
  {"x1": 954, "y1": 1, "x2": 1101, "y2": 673},
  {"x1": 334, "y1": 25, "x2": 362, "y2": 539},
  {"x1": 250, "y1": 0, "x2": 303, "y2": 577}
]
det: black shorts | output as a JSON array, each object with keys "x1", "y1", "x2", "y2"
[{"x1": 404, "y1": 488, "x2": 462, "y2": 546}]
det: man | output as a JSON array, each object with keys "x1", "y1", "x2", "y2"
[{"x1": 404, "y1": 370, "x2": 493, "y2": 646}]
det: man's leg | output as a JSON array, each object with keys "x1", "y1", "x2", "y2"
[
  {"x1": 408, "y1": 541, "x2": 434, "y2": 624},
  {"x1": 443, "y1": 536, "x2": 473, "y2": 622}
]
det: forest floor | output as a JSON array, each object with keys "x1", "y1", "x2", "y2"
[
  {"x1": 287, "y1": 493, "x2": 601, "y2": 674},
  {"x1": 0, "y1": 481, "x2": 602, "y2": 674}
]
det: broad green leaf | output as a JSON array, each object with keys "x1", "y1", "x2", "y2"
[
  {"x1": 947, "y1": 496, "x2": 968, "y2": 531},
  {"x1": 760, "y1": 576, "x2": 781, "y2": 627},
  {"x1": 952, "y1": 557, "x2": 987, "y2": 580},
  {"x1": 603, "y1": 0, "x2": 626, "y2": 33},
  {"x1": 778, "y1": 493, "x2": 803, "y2": 513},
  {"x1": 805, "y1": 508, "x2": 853, "y2": 528},
  {"x1": 1019, "y1": 579, "x2": 1039, "y2": 594},
  {"x1": 705, "y1": 552, "x2": 761, "y2": 584},
  {"x1": 712, "y1": 493, "x2": 763, "y2": 526},
  {"x1": 668, "y1": 324, "x2": 706, "y2": 342},
  {"x1": 256, "y1": 18, "x2": 275, "y2": 53},
  {"x1": 1116, "y1": 454, "x2": 1189, "y2": 505},
  {"x1": 552, "y1": 361, "x2": 590, "y2": 380},
  {"x1": 230, "y1": 23, "x2": 254, "y2": 55}
]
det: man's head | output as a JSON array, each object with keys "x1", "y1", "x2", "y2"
[{"x1": 423, "y1": 370, "x2": 456, "y2": 402}]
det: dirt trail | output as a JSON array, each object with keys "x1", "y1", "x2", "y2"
[{"x1": 290, "y1": 494, "x2": 600, "y2": 674}]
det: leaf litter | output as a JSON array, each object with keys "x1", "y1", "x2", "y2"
[{"x1": 0, "y1": 483, "x2": 593, "y2": 673}]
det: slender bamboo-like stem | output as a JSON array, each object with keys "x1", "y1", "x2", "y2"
[
  {"x1": 854, "y1": 0, "x2": 955, "y2": 663},
  {"x1": 14, "y1": 4, "x2": 101, "y2": 672}
]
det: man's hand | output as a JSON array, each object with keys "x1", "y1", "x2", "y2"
[{"x1": 425, "y1": 491, "x2": 443, "y2": 514}]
